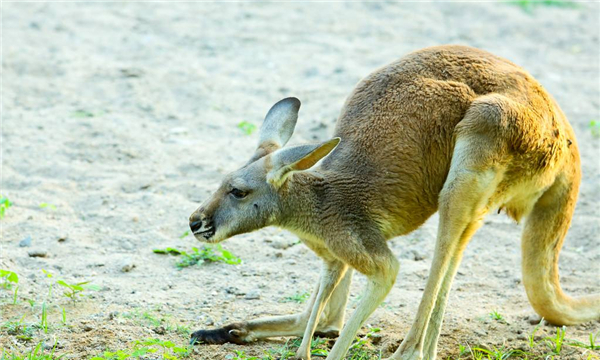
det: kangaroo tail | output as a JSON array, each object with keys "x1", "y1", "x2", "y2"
[{"x1": 521, "y1": 169, "x2": 600, "y2": 325}]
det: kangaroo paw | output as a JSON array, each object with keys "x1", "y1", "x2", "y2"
[{"x1": 190, "y1": 322, "x2": 249, "y2": 345}]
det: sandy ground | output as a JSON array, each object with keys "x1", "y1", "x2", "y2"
[{"x1": 1, "y1": 1, "x2": 599, "y2": 359}]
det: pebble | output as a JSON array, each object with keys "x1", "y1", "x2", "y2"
[
  {"x1": 270, "y1": 240, "x2": 296, "y2": 250},
  {"x1": 244, "y1": 289, "x2": 261, "y2": 300},
  {"x1": 120, "y1": 241, "x2": 135, "y2": 251},
  {"x1": 370, "y1": 333, "x2": 383, "y2": 345},
  {"x1": 474, "y1": 328, "x2": 488, "y2": 337},
  {"x1": 83, "y1": 325, "x2": 94, "y2": 332},
  {"x1": 526, "y1": 314, "x2": 543, "y2": 325},
  {"x1": 119, "y1": 259, "x2": 136, "y2": 273},
  {"x1": 57, "y1": 234, "x2": 68, "y2": 242},
  {"x1": 19, "y1": 236, "x2": 32, "y2": 247},
  {"x1": 28, "y1": 249, "x2": 48, "y2": 257},
  {"x1": 225, "y1": 287, "x2": 245, "y2": 296}
]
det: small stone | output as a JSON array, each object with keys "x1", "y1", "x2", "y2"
[
  {"x1": 57, "y1": 235, "x2": 68, "y2": 242},
  {"x1": 370, "y1": 333, "x2": 383, "y2": 345},
  {"x1": 526, "y1": 314, "x2": 543, "y2": 325},
  {"x1": 270, "y1": 240, "x2": 296, "y2": 250},
  {"x1": 225, "y1": 287, "x2": 245, "y2": 296},
  {"x1": 83, "y1": 325, "x2": 94, "y2": 332},
  {"x1": 28, "y1": 249, "x2": 47, "y2": 258},
  {"x1": 153, "y1": 326, "x2": 166, "y2": 335},
  {"x1": 474, "y1": 328, "x2": 488, "y2": 337},
  {"x1": 119, "y1": 259, "x2": 136, "y2": 273},
  {"x1": 244, "y1": 290, "x2": 261, "y2": 300},
  {"x1": 169, "y1": 127, "x2": 188, "y2": 135},
  {"x1": 120, "y1": 68, "x2": 144, "y2": 78},
  {"x1": 274, "y1": 252, "x2": 283, "y2": 258},
  {"x1": 19, "y1": 236, "x2": 32, "y2": 247},
  {"x1": 204, "y1": 317, "x2": 214, "y2": 326},
  {"x1": 120, "y1": 241, "x2": 135, "y2": 251}
]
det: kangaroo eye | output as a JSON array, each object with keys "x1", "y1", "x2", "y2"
[{"x1": 230, "y1": 188, "x2": 248, "y2": 199}]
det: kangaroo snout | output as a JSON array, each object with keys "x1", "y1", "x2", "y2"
[{"x1": 189, "y1": 210, "x2": 215, "y2": 241}]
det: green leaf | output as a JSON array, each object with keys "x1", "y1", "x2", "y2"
[
  {"x1": 153, "y1": 247, "x2": 183, "y2": 255},
  {"x1": 237, "y1": 121, "x2": 257, "y2": 135},
  {"x1": 72, "y1": 109, "x2": 95, "y2": 118},
  {"x1": 39, "y1": 202, "x2": 57, "y2": 210},
  {"x1": 82, "y1": 283, "x2": 101, "y2": 291},
  {"x1": 1, "y1": 270, "x2": 18, "y2": 284},
  {"x1": 41, "y1": 269, "x2": 53, "y2": 278},
  {"x1": 57, "y1": 280, "x2": 73, "y2": 289}
]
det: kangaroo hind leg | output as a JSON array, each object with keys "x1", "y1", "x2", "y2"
[{"x1": 391, "y1": 96, "x2": 511, "y2": 360}]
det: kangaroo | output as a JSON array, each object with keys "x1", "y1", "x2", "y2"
[{"x1": 188, "y1": 45, "x2": 600, "y2": 360}]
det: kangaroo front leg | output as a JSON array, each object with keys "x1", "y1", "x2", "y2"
[
  {"x1": 316, "y1": 268, "x2": 354, "y2": 338},
  {"x1": 295, "y1": 261, "x2": 349, "y2": 360},
  {"x1": 325, "y1": 247, "x2": 399, "y2": 360},
  {"x1": 191, "y1": 269, "x2": 323, "y2": 345},
  {"x1": 190, "y1": 261, "x2": 351, "y2": 345},
  {"x1": 421, "y1": 221, "x2": 482, "y2": 359}
]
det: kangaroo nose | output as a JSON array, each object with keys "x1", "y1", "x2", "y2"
[
  {"x1": 190, "y1": 220, "x2": 202, "y2": 233},
  {"x1": 189, "y1": 213, "x2": 203, "y2": 233}
]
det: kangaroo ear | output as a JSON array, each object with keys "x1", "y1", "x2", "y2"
[
  {"x1": 247, "y1": 97, "x2": 300, "y2": 164},
  {"x1": 267, "y1": 137, "x2": 341, "y2": 187}
]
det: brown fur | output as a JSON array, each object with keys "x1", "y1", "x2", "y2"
[{"x1": 189, "y1": 45, "x2": 599, "y2": 360}]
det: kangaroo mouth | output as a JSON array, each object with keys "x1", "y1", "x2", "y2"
[{"x1": 194, "y1": 227, "x2": 216, "y2": 240}]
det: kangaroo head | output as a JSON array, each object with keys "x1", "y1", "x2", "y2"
[{"x1": 189, "y1": 97, "x2": 340, "y2": 243}]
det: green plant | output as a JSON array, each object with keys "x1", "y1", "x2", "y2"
[
  {"x1": 528, "y1": 318, "x2": 544, "y2": 349},
  {"x1": 91, "y1": 338, "x2": 192, "y2": 360},
  {"x1": 282, "y1": 291, "x2": 311, "y2": 304},
  {"x1": 0, "y1": 196, "x2": 12, "y2": 219},
  {"x1": 1, "y1": 270, "x2": 20, "y2": 305},
  {"x1": 41, "y1": 268, "x2": 53, "y2": 292},
  {"x1": 0, "y1": 269, "x2": 18, "y2": 289},
  {"x1": 544, "y1": 326, "x2": 566, "y2": 355},
  {"x1": 72, "y1": 109, "x2": 95, "y2": 118},
  {"x1": 61, "y1": 307, "x2": 67, "y2": 326},
  {"x1": 153, "y1": 248, "x2": 184, "y2": 255},
  {"x1": 2, "y1": 316, "x2": 34, "y2": 341},
  {"x1": 508, "y1": 0, "x2": 578, "y2": 13},
  {"x1": 457, "y1": 344, "x2": 469, "y2": 359},
  {"x1": 489, "y1": 310, "x2": 505, "y2": 322},
  {"x1": 40, "y1": 302, "x2": 49, "y2": 334},
  {"x1": 238, "y1": 121, "x2": 257, "y2": 135},
  {"x1": 346, "y1": 328, "x2": 382, "y2": 360},
  {"x1": 153, "y1": 244, "x2": 241, "y2": 268},
  {"x1": 13, "y1": 286, "x2": 19, "y2": 305},
  {"x1": 179, "y1": 230, "x2": 190, "y2": 239},
  {"x1": 589, "y1": 120, "x2": 600, "y2": 138},
  {"x1": 567, "y1": 331, "x2": 600, "y2": 350},
  {"x1": 134, "y1": 339, "x2": 191, "y2": 359},
  {"x1": 39, "y1": 203, "x2": 57, "y2": 210},
  {"x1": 470, "y1": 345, "x2": 528, "y2": 360},
  {"x1": 0, "y1": 342, "x2": 63, "y2": 360},
  {"x1": 56, "y1": 280, "x2": 100, "y2": 302}
]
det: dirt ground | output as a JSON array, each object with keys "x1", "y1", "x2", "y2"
[{"x1": 1, "y1": 2, "x2": 599, "y2": 359}]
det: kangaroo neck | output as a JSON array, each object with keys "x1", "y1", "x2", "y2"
[{"x1": 277, "y1": 171, "x2": 328, "y2": 238}]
